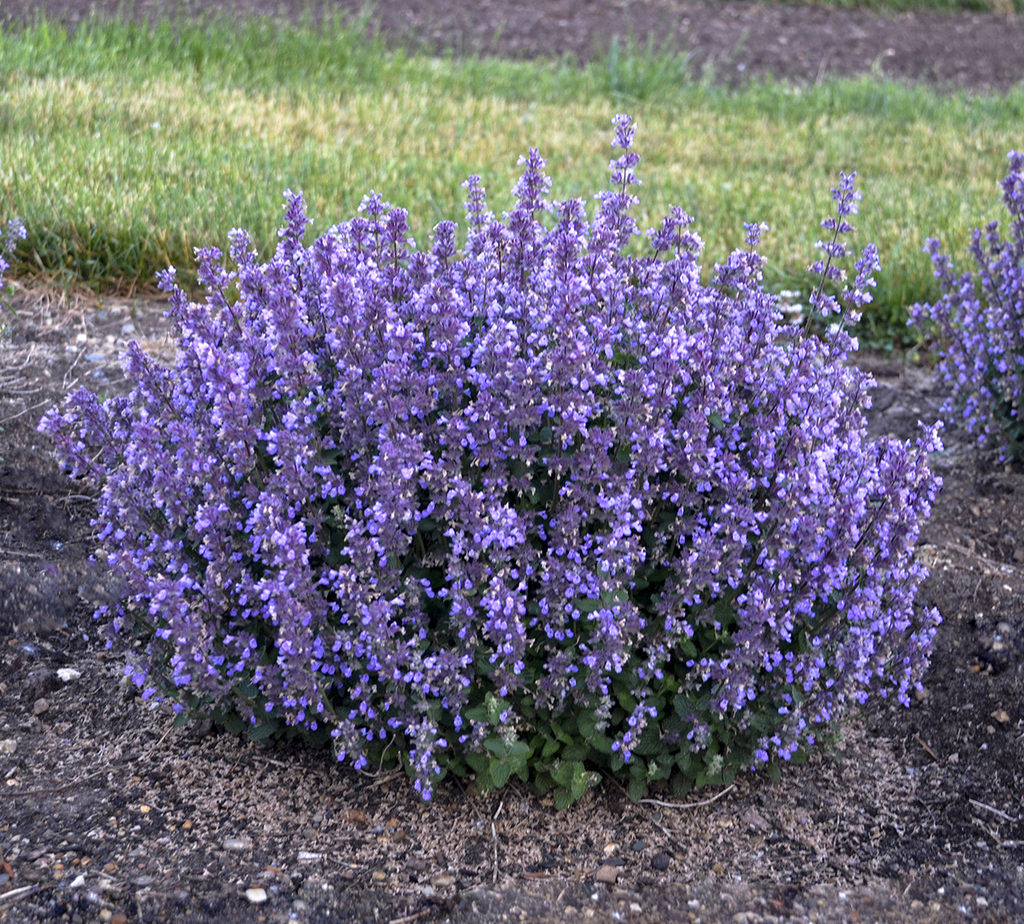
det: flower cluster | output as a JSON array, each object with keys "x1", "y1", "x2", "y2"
[
  {"x1": 1, "y1": 217, "x2": 27, "y2": 365},
  {"x1": 1, "y1": 218, "x2": 26, "y2": 301},
  {"x1": 40, "y1": 116, "x2": 941, "y2": 803},
  {"x1": 911, "y1": 151, "x2": 1024, "y2": 461}
]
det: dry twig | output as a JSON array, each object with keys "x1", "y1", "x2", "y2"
[
  {"x1": 640, "y1": 782, "x2": 736, "y2": 810},
  {"x1": 491, "y1": 799, "x2": 504, "y2": 885},
  {"x1": 0, "y1": 883, "x2": 51, "y2": 906},
  {"x1": 914, "y1": 734, "x2": 940, "y2": 762},
  {"x1": 970, "y1": 799, "x2": 1018, "y2": 824},
  {"x1": 388, "y1": 910, "x2": 433, "y2": 924}
]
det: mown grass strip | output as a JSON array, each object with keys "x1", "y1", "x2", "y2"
[{"x1": 1, "y1": 15, "x2": 1022, "y2": 339}]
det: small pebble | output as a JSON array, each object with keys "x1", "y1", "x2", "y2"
[
  {"x1": 595, "y1": 864, "x2": 619, "y2": 884},
  {"x1": 0, "y1": 739, "x2": 16, "y2": 755},
  {"x1": 223, "y1": 837, "x2": 252, "y2": 851},
  {"x1": 31, "y1": 698, "x2": 49, "y2": 716},
  {"x1": 245, "y1": 886, "x2": 268, "y2": 904},
  {"x1": 652, "y1": 852, "x2": 671, "y2": 871}
]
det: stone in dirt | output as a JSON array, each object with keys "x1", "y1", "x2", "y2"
[{"x1": 245, "y1": 886, "x2": 268, "y2": 904}]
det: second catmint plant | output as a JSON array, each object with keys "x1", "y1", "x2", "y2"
[
  {"x1": 40, "y1": 116, "x2": 941, "y2": 806},
  {"x1": 911, "y1": 151, "x2": 1024, "y2": 462}
]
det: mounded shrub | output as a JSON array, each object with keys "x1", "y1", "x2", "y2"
[
  {"x1": 40, "y1": 116, "x2": 941, "y2": 806},
  {"x1": 911, "y1": 151, "x2": 1024, "y2": 462}
]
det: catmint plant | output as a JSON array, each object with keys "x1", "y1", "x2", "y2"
[
  {"x1": 1, "y1": 218, "x2": 27, "y2": 425},
  {"x1": 40, "y1": 116, "x2": 941, "y2": 806},
  {"x1": 0, "y1": 218, "x2": 26, "y2": 318},
  {"x1": 911, "y1": 151, "x2": 1024, "y2": 461}
]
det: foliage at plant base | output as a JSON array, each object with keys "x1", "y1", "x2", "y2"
[
  {"x1": 40, "y1": 116, "x2": 941, "y2": 807},
  {"x1": 912, "y1": 151, "x2": 1024, "y2": 462}
]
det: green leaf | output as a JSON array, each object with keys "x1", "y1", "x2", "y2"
[
  {"x1": 551, "y1": 759, "x2": 585, "y2": 788},
  {"x1": 627, "y1": 775, "x2": 646, "y2": 802},
  {"x1": 550, "y1": 720, "x2": 574, "y2": 745},
  {"x1": 633, "y1": 722, "x2": 664, "y2": 757},
  {"x1": 613, "y1": 687, "x2": 638, "y2": 713},
  {"x1": 560, "y1": 742, "x2": 589, "y2": 763},
  {"x1": 648, "y1": 760, "x2": 671, "y2": 782},
  {"x1": 235, "y1": 679, "x2": 258, "y2": 699},
  {"x1": 247, "y1": 719, "x2": 278, "y2": 742},
  {"x1": 484, "y1": 736, "x2": 509, "y2": 758},
  {"x1": 490, "y1": 759, "x2": 513, "y2": 788},
  {"x1": 553, "y1": 788, "x2": 576, "y2": 811},
  {"x1": 508, "y1": 739, "x2": 532, "y2": 762},
  {"x1": 671, "y1": 772, "x2": 694, "y2": 797},
  {"x1": 212, "y1": 709, "x2": 245, "y2": 735},
  {"x1": 576, "y1": 712, "x2": 598, "y2": 739},
  {"x1": 539, "y1": 735, "x2": 561, "y2": 759},
  {"x1": 589, "y1": 733, "x2": 613, "y2": 756}
]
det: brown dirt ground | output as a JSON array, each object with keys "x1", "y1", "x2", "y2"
[
  {"x1": 4, "y1": 0, "x2": 1024, "y2": 91},
  {"x1": 2, "y1": 2, "x2": 1024, "y2": 922}
]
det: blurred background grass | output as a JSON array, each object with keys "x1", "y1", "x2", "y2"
[{"x1": 1, "y1": 14, "x2": 1021, "y2": 342}]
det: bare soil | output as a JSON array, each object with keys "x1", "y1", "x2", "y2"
[
  {"x1": 2, "y1": 2, "x2": 1024, "y2": 922},
  {"x1": 4, "y1": 0, "x2": 1024, "y2": 91}
]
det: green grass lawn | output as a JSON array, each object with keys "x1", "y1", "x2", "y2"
[{"x1": 1, "y1": 15, "x2": 1022, "y2": 341}]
